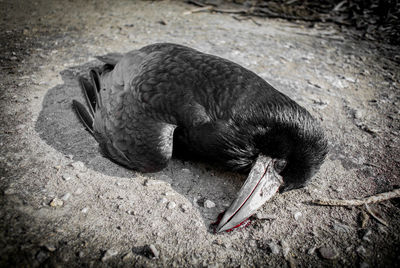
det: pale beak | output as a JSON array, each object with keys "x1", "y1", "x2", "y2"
[{"x1": 216, "y1": 155, "x2": 283, "y2": 232}]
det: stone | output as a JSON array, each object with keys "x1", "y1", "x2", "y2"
[
  {"x1": 319, "y1": 246, "x2": 338, "y2": 260},
  {"x1": 102, "y1": 248, "x2": 118, "y2": 262},
  {"x1": 61, "y1": 193, "x2": 71, "y2": 201},
  {"x1": 44, "y1": 244, "x2": 56, "y2": 252},
  {"x1": 62, "y1": 174, "x2": 72, "y2": 181},
  {"x1": 293, "y1": 211, "x2": 302, "y2": 220},
  {"x1": 50, "y1": 198, "x2": 63, "y2": 207},
  {"x1": 204, "y1": 200, "x2": 215, "y2": 209},
  {"x1": 81, "y1": 207, "x2": 89, "y2": 213},
  {"x1": 167, "y1": 202, "x2": 176, "y2": 209},
  {"x1": 149, "y1": 244, "x2": 159, "y2": 259},
  {"x1": 70, "y1": 161, "x2": 85, "y2": 170},
  {"x1": 268, "y1": 241, "x2": 280, "y2": 255}
]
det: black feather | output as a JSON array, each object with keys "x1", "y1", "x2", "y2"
[
  {"x1": 78, "y1": 76, "x2": 96, "y2": 116},
  {"x1": 72, "y1": 100, "x2": 94, "y2": 135},
  {"x1": 89, "y1": 69, "x2": 103, "y2": 109}
]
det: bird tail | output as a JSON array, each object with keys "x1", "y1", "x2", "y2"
[{"x1": 72, "y1": 69, "x2": 103, "y2": 137}]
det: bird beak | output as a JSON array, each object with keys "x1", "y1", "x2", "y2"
[{"x1": 216, "y1": 155, "x2": 283, "y2": 232}]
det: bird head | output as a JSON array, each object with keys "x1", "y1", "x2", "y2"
[{"x1": 216, "y1": 106, "x2": 328, "y2": 232}]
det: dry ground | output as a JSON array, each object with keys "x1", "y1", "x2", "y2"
[{"x1": 0, "y1": 0, "x2": 399, "y2": 267}]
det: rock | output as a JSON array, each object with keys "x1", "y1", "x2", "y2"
[
  {"x1": 362, "y1": 229, "x2": 372, "y2": 242},
  {"x1": 293, "y1": 211, "x2": 302, "y2": 220},
  {"x1": 354, "y1": 110, "x2": 363, "y2": 119},
  {"x1": 149, "y1": 244, "x2": 159, "y2": 259},
  {"x1": 61, "y1": 193, "x2": 71, "y2": 201},
  {"x1": 356, "y1": 245, "x2": 366, "y2": 256},
  {"x1": 62, "y1": 174, "x2": 72, "y2": 181},
  {"x1": 81, "y1": 207, "x2": 89, "y2": 213},
  {"x1": 180, "y1": 204, "x2": 188, "y2": 212},
  {"x1": 70, "y1": 161, "x2": 85, "y2": 170},
  {"x1": 50, "y1": 198, "x2": 63, "y2": 207},
  {"x1": 159, "y1": 197, "x2": 168, "y2": 204},
  {"x1": 36, "y1": 250, "x2": 49, "y2": 262},
  {"x1": 307, "y1": 247, "x2": 316, "y2": 255},
  {"x1": 102, "y1": 248, "x2": 118, "y2": 262},
  {"x1": 181, "y1": 168, "x2": 191, "y2": 174},
  {"x1": 319, "y1": 246, "x2": 338, "y2": 259},
  {"x1": 345, "y1": 76, "x2": 356, "y2": 83},
  {"x1": 268, "y1": 241, "x2": 280, "y2": 255},
  {"x1": 144, "y1": 179, "x2": 163, "y2": 186},
  {"x1": 127, "y1": 210, "x2": 135, "y2": 215},
  {"x1": 4, "y1": 187, "x2": 16, "y2": 195},
  {"x1": 167, "y1": 202, "x2": 176, "y2": 209},
  {"x1": 360, "y1": 262, "x2": 369, "y2": 268},
  {"x1": 74, "y1": 188, "x2": 83, "y2": 195},
  {"x1": 204, "y1": 200, "x2": 215, "y2": 208},
  {"x1": 281, "y1": 241, "x2": 290, "y2": 259},
  {"x1": 44, "y1": 244, "x2": 56, "y2": 252}
]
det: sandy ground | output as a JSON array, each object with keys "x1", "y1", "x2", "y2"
[{"x1": 1, "y1": 0, "x2": 399, "y2": 267}]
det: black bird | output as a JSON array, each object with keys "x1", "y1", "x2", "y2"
[{"x1": 73, "y1": 43, "x2": 328, "y2": 232}]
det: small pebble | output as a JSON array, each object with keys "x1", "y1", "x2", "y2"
[
  {"x1": 144, "y1": 179, "x2": 162, "y2": 186},
  {"x1": 61, "y1": 193, "x2": 71, "y2": 201},
  {"x1": 180, "y1": 204, "x2": 188, "y2": 212},
  {"x1": 81, "y1": 207, "x2": 89, "y2": 213},
  {"x1": 319, "y1": 246, "x2": 338, "y2": 260},
  {"x1": 307, "y1": 247, "x2": 316, "y2": 255},
  {"x1": 44, "y1": 244, "x2": 56, "y2": 252},
  {"x1": 159, "y1": 197, "x2": 168, "y2": 204},
  {"x1": 181, "y1": 168, "x2": 191, "y2": 174},
  {"x1": 293, "y1": 211, "x2": 302, "y2": 220},
  {"x1": 70, "y1": 161, "x2": 84, "y2": 170},
  {"x1": 268, "y1": 241, "x2": 280, "y2": 255},
  {"x1": 4, "y1": 187, "x2": 16, "y2": 195},
  {"x1": 281, "y1": 241, "x2": 290, "y2": 259},
  {"x1": 204, "y1": 200, "x2": 215, "y2": 208},
  {"x1": 101, "y1": 248, "x2": 118, "y2": 262},
  {"x1": 356, "y1": 245, "x2": 366, "y2": 256},
  {"x1": 360, "y1": 262, "x2": 369, "y2": 268},
  {"x1": 362, "y1": 229, "x2": 372, "y2": 242},
  {"x1": 167, "y1": 201, "x2": 176, "y2": 209},
  {"x1": 149, "y1": 244, "x2": 159, "y2": 259},
  {"x1": 36, "y1": 250, "x2": 49, "y2": 262},
  {"x1": 127, "y1": 210, "x2": 135, "y2": 215},
  {"x1": 62, "y1": 174, "x2": 72, "y2": 181},
  {"x1": 50, "y1": 198, "x2": 63, "y2": 207},
  {"x1": 74, "y1": 188, "x2": 83, "y2": 195}
]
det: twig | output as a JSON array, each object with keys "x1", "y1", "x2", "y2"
[
  {"x1": 232, "y1": 15, "x2": 261, "y2": 26},
  {"x1": 312, "y1": 188, "x2": 400, "y2": 206},
  {"x1": 364, "y1": 204, "x2": 388, "y2": 226},
  {"x1": 183, "y1": 5, "x2": 214, "y2": 15}
]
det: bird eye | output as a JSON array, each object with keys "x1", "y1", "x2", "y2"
[{"x1": 274, "y1": 159, "x2": 287, "y2": 174}]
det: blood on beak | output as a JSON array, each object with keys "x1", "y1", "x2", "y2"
[{"x1": 216, "y1": 155, "x2": 283, "y2": 233}]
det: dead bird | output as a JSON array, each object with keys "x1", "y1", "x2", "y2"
[{"x1": 73, "y1": 43, "x2": 328, "y2": 232}]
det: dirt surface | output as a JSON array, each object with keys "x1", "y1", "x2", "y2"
[{"x1": 1, "y1": 0, "x2": 399, "y2": 267}]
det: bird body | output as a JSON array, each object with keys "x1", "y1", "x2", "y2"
[{"x1": 73, "y1": 43, "x2": 327, "y2": 231}]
